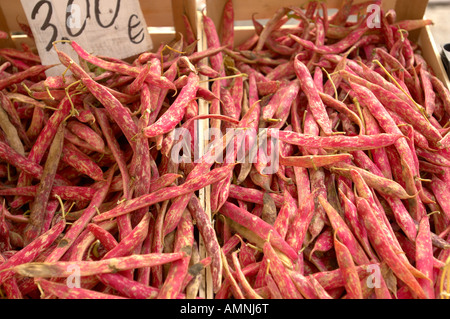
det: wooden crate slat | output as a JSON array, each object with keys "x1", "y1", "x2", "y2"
[{"x1": 195, "y1": 7, "x2": 214, "y2": 301}]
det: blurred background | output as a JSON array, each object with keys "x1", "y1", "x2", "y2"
[{"x1": 426, "y1": 0, "x2": 450, "y2": 49}]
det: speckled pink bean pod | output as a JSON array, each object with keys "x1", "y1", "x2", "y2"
[
  {"x1": 94, "y1": 108, "x2": 131, "y2": 201},
  {"x1": 0, "y1": 139, "x2": 69, "y2": 186},
  {"x1": 23, "y1": 124, "x2": 65, "y2": 244},
  {"x1": 362, "y1": 107, "x2": 394, "y2": 180},
  {"x1": 220, "y1": 0, "x2": 235, "y2": 49},
  {"x1": 338, "y1": 188, "x2": 376, "y2": 261},
  {"x1": 0, "y1": 219, "x2": 66, "y2": 285},
  {"x1": 0, "y1": 92, "x2": 30, "y2": 146},
  {"x1": 157, "y1": 210, "x2": 194, "y2": 299},
  {"x1": 70, "y1": 41, "x2": 175, "y2": 90},
  {"x1": 202, "y1": 11, "x2": 227, "y2": 82},
  {"x1": 44, "y1": 168, "x2": 115, "y2": 263},
  {"x1": 348, "y1": 81, "x2": 418, "y2": 198},
  {"x1": 355, "y1": 197, "x2": 428, "y2": 299},
  {"x1": 61, "y1": 142, "x2": 104, "y2": 182},
  {"x1": 0, "y1": 64, "x2": 52, "y2": 90},
  {"x1": 14, "y1": 251, "x2": 185, "y2": 278},
  {"x1": 12, "y1": 96, "x2": 74, "y2": 208},
  {"x1": 294, "y1": 57, "x2": 333, "y2": 135},
  {"x1": 188, "y1": 195, "x2": 222, "y2": 293},
  {"x1": 318, "y1": 195, "x2": 370, "y2": 266},
  {"x1": 263, "y1": 240, "x2": 303, "y2": 299},
  {"x1": 86, "y1": 223, "x2": 118, "y2": 251},
  {"x1": 278, "y1": 130, "x2": 402, "y2": 151},
  {"x1": 228, "y1": 181, "x2": 283, "y2": 204},
  {"x1": 341, "y1": 70, "x2": 442, "y2": 143},
  {"x1": 143, "y1": 72, "x2": 199, "y2": 138},
  {"x1": 81, "y1": 76, "x2": 138, "y2": 150},
  {"x1": 415, "y1": 216, "x2": 435, "y2": 299},
  {"x1": 66, "y1": 120, "x2": 105, "y2": 154},
  {"x1": 92, "y1": 164, "x2": 235, "y2": 223},
  {"x1": 35, "y1": 278, "x2": 126, "y2": 299},
  {"x1": 289, "y1": 23, "x2": 369, "y2": 55},
  {"x1": 334, "y1": 233, "x2": 363, "y2": 299},
  {"x1": 220, "y1": 201, "x2": 298, "y2": 262}
]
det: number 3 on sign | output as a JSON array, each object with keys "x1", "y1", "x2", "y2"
[
  {"x1": 30, "y1": 0, "x2": 58, "y2": 51},
  {"x1": 20, "y1": 0, "x2": 152, "y2": 75}
]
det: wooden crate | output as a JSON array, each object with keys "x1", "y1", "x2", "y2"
[
  {"x1": 0, "y1": 0, "x2": 199, "y2": 51},
  {"x1": 0, "y1": 0, "x2": 212, "y2": 299},
  {"x1": 200, "y1": 0, "x2": 450, "y2": 299},
  {"x1": 205, "y1": 0, "x2": 450, "y2": 89}
]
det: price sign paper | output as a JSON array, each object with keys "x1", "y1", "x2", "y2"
[{"x1": 20, "y1": 0, "x2": 153, "y2": 76}]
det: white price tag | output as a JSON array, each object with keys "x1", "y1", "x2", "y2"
[{"x1": 20, "y1": 0, "x2": 153, "y2": 76}]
